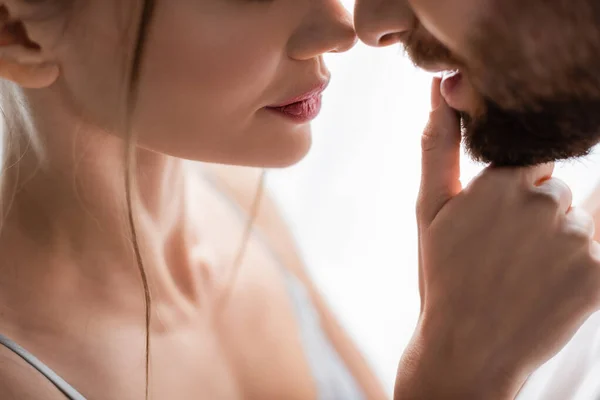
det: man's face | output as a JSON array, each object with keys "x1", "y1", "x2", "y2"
[{"x1": 355, "y1": 0, "x2": 600, "y2": 166}]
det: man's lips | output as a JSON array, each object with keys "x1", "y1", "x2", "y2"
[
  {"x1": 415, "y1": 60, "x2": 462, "y2": 75},
  {"x1": 441, "y1": 70, "x2": 464, "y2": 108},
  {"x1": 414, "y1": 61, "x2": 469, "y2": 111},
  {"x1": 440, "y1": 70, "x2": 485, "y2": 115}
]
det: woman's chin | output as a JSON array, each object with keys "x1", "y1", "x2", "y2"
[
  {"x1": 208, "y1": 136, "x2": 313, "y2": 168},
  {"x1": 197, "y1": 111, "x2": 316, "y2": 167},
  {"x1": 248, "y1": 135, "x2": 313, "y2": 168},
  {"x1": 237, "y1": 124, "x2": 314, "y2": 168},
  {"x1": 136, "y1": 122, "x2": 313, "y2": 168}
]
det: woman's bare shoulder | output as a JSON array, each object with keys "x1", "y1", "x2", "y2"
[{"x1": 0, "y1": 345, "x2": 67, "y2": 400}]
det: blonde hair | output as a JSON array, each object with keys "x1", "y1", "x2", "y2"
[
  {"x1": 0, "y1": 2, "x2": 264, "y2": 399},
  {"x1": 0, "y1": 0, "x2": 157, "y2": 396},
  {"x1": 125, "y1": 0, "x2": 156, "y2": 397}
]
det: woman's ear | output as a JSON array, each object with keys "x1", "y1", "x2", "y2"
[{"x1": 0, "y1": 4, "x2": 59, "y2": 88}]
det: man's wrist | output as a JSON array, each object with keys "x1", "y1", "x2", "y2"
[{"x1": 394, "y1": 320, "x2": 525, "y2": 399}]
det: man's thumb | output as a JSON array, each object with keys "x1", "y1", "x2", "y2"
[{"x1": 417, "y1": 78, "x2": 463, "y2": 226}]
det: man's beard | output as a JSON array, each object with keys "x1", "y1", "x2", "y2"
[
  {"x1": 461, "y1": 97, "x2": 600, "y2": 167},
  {"x1": 403, "y1": 17, "x2": 600, "y2": 167}
]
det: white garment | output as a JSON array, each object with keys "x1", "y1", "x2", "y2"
[{"x1": 517, "y1": 312, "x2": 600, "y2": 400}]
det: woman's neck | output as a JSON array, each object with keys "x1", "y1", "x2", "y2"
[{"x1": 0, "y1": 83, "x2": 203, "y2": 330}]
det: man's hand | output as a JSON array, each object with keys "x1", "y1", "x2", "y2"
[{"x1": 395, "y1": 78, "x2": 600, "y2": 399}]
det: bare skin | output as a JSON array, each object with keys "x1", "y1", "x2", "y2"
[
  {"x1": 583, "y1": 182, "x2": 600, "y2": 242},
  {"x1": 354, "y1": 0, "x2": 600, "y2": 396},
  {"x1": 1, "y1": 0, "x2": 600, "y2": 399},
  {"x1": 395, "y1": 81, "x2": 600, "y2": 399},
  {"x1": 0, "y1": 0, "x2": 381, "y2": 398},
  {"x1": 0, "y1": 161, "x2": 387, "y2": 400}
]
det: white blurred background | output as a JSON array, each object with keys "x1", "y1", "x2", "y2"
[{"x1": 267, "y1": 1, "x2": 600, "y2": 395}]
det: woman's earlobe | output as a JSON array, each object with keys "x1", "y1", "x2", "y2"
[
  {"x1": 0, "y1": 58, "x2": 59, "y2": 88},
  {"x1": 0, "y1": 9, "x2": 60, "y2": 88}
]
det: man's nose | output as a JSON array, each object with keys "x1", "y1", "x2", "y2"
[{"x1": 354, "y1": 0, "x2": 415, "y2": 47}]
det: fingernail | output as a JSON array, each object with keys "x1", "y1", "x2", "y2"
[{"x1": 431, "y1": 77, "x2": 443, "y2": 111}]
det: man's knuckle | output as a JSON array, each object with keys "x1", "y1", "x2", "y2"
[
  {"x1": 420, "y1": 131, "x2": 439, "y2": 152},
  {"x1": 415, "y1": 198, "x2": 425, "y2": 220},
  {"x1": 415, "y1": 195, "x2": 434, "y2": 225}
]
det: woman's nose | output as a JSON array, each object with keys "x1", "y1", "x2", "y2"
[
  {"x1": 354, "y1": 0, "x2": 415, "y2": 47},
  {"x1": 287, "y1": 1, "x2": 358, "y2": 61}
]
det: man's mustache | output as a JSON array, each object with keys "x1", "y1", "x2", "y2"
[{"x1": 403, "y1": 28, "x2": 462, "y2": 72}]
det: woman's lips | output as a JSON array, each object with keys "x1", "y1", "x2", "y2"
[
  {"x1": 266, "y1": 95, "x2": 323, "y2": 123},
  {"x1": 266, "y1": 82, "x2": 328, "y2": 124}
]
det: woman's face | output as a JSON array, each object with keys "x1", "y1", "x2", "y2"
[{"x1": 42, "y1": 0, "x2": 356, "y2": 167}]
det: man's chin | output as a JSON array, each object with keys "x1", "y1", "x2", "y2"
[{"x1": 459, "y1": 99, "x2": 600, "y2": 167}]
